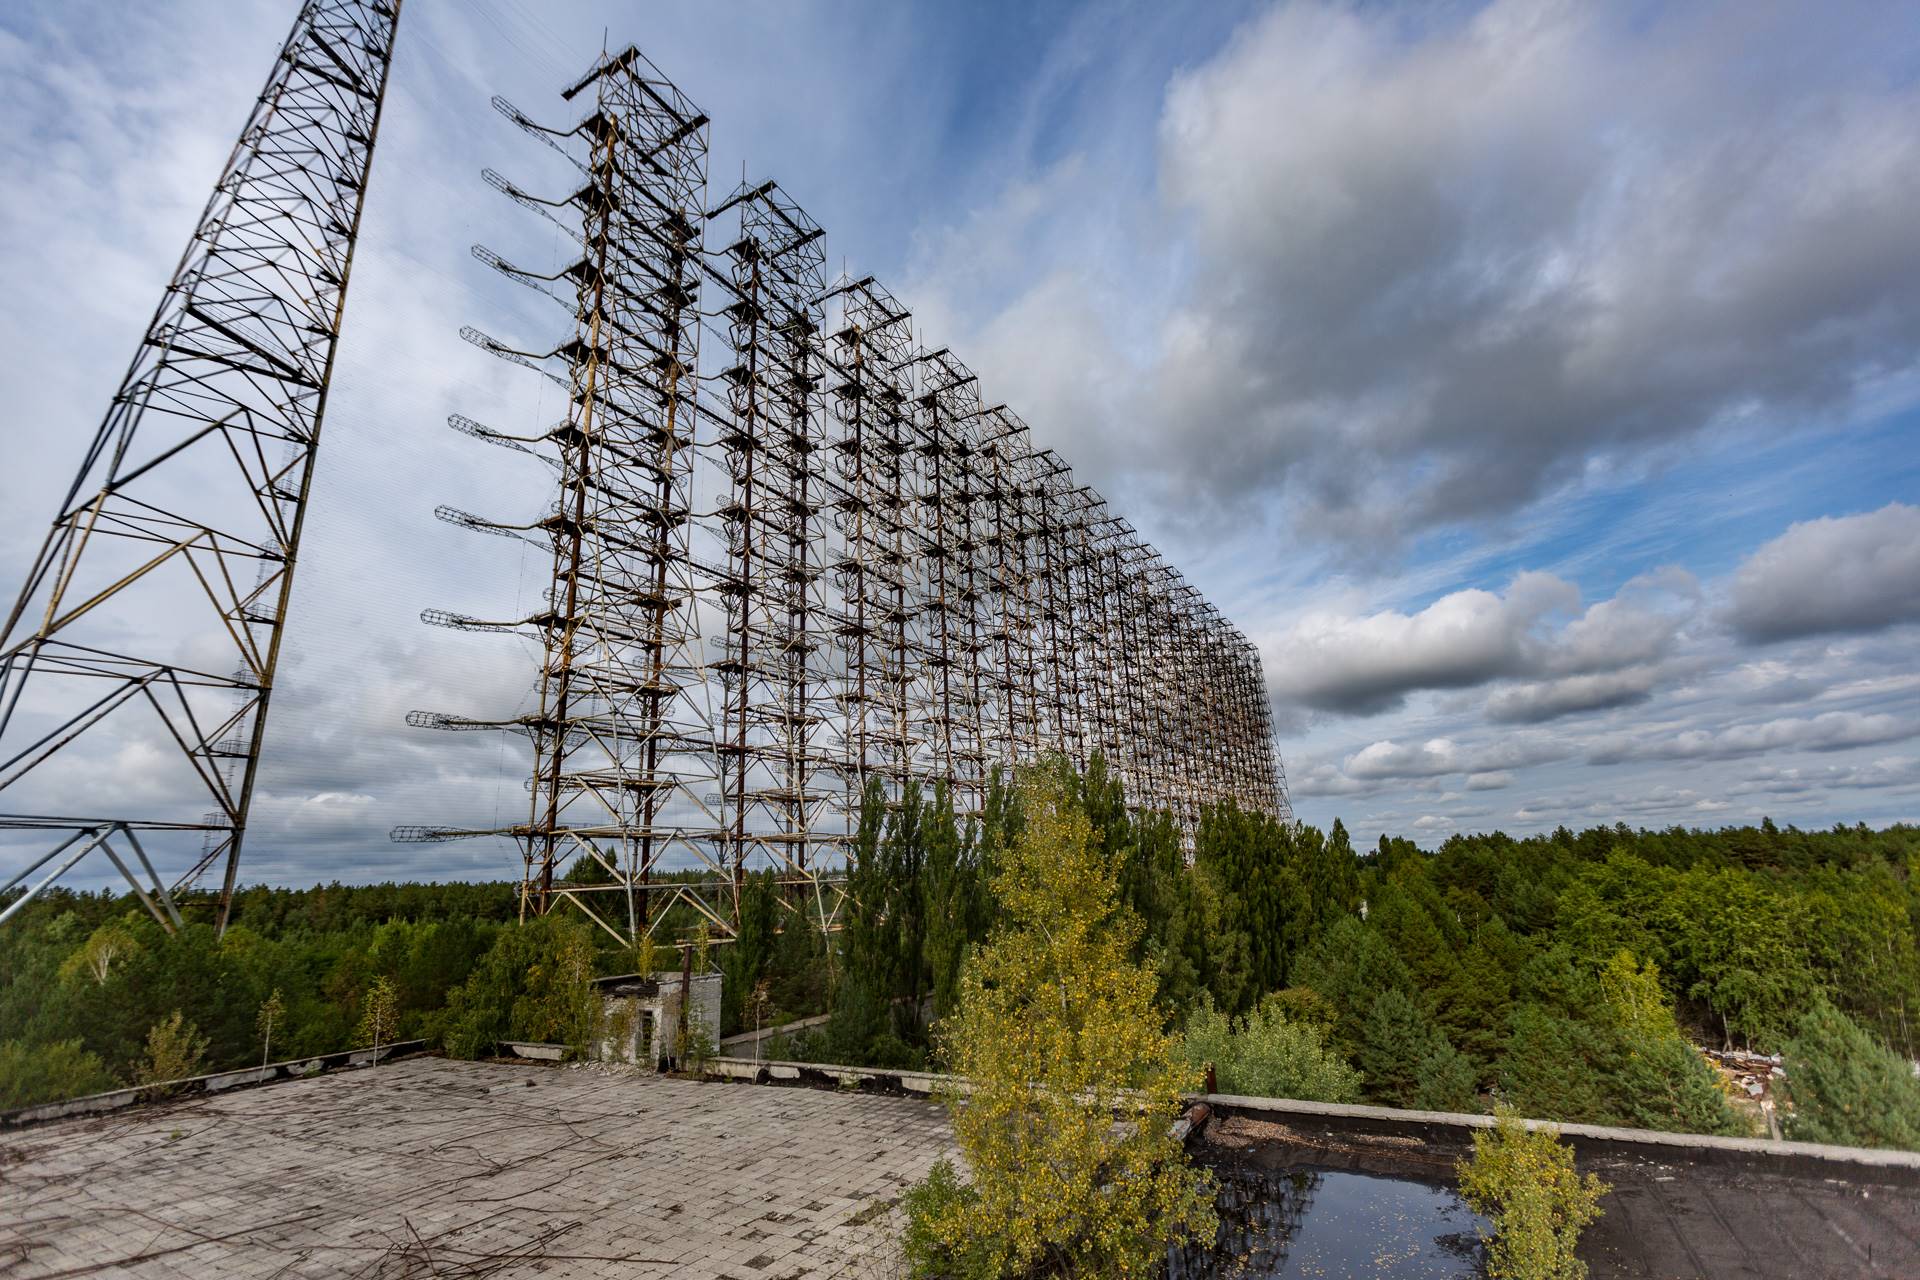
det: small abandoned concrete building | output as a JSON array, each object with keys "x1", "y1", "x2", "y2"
[{"x1": 595, "y1": 971, "x2": 723, "y2": 1067}]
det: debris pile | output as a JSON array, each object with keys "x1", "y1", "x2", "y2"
[{"x1": 1703, "y1": 1048, "x2": 1786, "y2": 1138}]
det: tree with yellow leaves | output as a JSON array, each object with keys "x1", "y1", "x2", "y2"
[
  {"x1": 903, "y1": 766, "x2": 1216, "y2": 1278},
  {"x1": 1458, "y1": 1107, "x2": 1607, "y2": 1280},
  {"x1": 355, "y1": 975, "x2": 399, "y2": 1063}
]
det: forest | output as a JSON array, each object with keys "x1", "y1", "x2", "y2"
[{"x1": 4, "y1": 759, "x2": 1918, "y2": 1149}]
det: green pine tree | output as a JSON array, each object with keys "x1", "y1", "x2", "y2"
[
  {"x1": 1359, "y1": 987, "x2": 1475, "y2": 1109},
  {"x1": 906, "y1": 769, "x2": 1215, "y2": 1277},
  {"x1": 1782, "y1": 997, "x2": 1920, "y2": 1150},
  {"x1": 1294, "y1": 915, "x2": 1416, "y2": 1059},
  {"x1": 1498, "y1": 1005, "x2": 1616, "y2": 1125},
  {"x1": 721, "y1": 872, "x2": 779, "y2": 1035}
]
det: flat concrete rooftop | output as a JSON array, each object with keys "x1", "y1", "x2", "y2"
[
  {"x1": 2, "y1": 1056, "x2": 1916, "y2": 1278},
  {"x1": 0, "y1": 1057, "x2": 951, "y2": 1279}
]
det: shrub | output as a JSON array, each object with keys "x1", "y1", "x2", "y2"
[
  {"x1": 758, "y1": 1025, "x2": 833, "y2": 1065},
  {"x1": 0, "y1": 1039, "x2": 119, "y2": 1108},
  {"x1": 602, "y1": 995, "x2": 640, "y2": 1063},
  {"x1": 1457, "y1": 1107, "x2": 1607, "y2": 1280},
  {"x1": 901, "y1": 1160, "x2": 995, "y2": 1280},
  {"x1": 1181, "y1": 994, "x2": 1362, "y2": 1103},
  {"x1": 134, "y1": 1012, "x2": 209, "y2": 1097},
  {"x1": 678, "y1": 1024, "x2": 716, "y2": 1075}
]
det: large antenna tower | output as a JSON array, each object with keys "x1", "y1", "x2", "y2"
[
  {"x1": 399, "y1": 43, "x2": 1291, "y2": 947},
  {"x1": 0, "y1": 0, "x2": 404, "y2": 932},
  {"x1": 398, "y1": 47, "x2": 731, "y2": 943}
]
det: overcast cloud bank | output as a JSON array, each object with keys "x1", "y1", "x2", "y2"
[{"x1": 1145, "y1": 0, "x2": 1920, "y2": 543}]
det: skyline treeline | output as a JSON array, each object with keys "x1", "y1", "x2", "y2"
[{"x1": 3, "y1": 764, "x2": 1917, "y2": 1148}]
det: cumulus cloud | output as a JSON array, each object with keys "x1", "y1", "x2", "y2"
[
  {"x1": 1411, "y1": 811, "x2": 1491, "y2": 832},
  {"x1": 1726, "y1": 503, "x2": 1920, "y2": 643},
  {"x1": 1484, "y1": 666, "x2": 1663, "y2": 724},
  {"x1": 1267, "y1": 572, "x2": 1573, "y2": 714},
  {"x1": 1289, "y1": 761, "x2": 1378, "y2": 797},
  {"x1": 1343, "y1": 735, "x2": 1565, "y2": 781},
  {"x1": 1724, "y1": 660, "x2": 1825, "y2": 706},
  {"x1": 1145, "y1": 0, "x2": 1920, "y2": 541},
  {"x1": 1289, "y1": 591, "x2": 1920, "y2": 823},
  {"x1": 1587, "y1": 711, "x2": 1915, "y2": 765},
  {"x1": 1346, "y1": 738, "x2": 1469, "y2": 780},
  {"x1": 1266, "y1": 568, "x2": 1695, "y2": 716},
  {"x1": 1576, "y1": 786, "x2": 1731, "y2": 820}
]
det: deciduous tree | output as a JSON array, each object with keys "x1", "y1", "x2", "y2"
[{"x1": 906, "y1": 771, "x2": 1215, "y2": 1277}]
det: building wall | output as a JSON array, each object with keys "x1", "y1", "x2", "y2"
[{"x1": 599, "y1": 971, "x2": 722, "y2": 1067}]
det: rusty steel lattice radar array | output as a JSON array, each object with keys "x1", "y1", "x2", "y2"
[
  {"x1": 392, "y1": 47, "x2": 1292, "y2": 945},
  {"x1": 0, "y1": 0, "x2": 403, "y2": 932}
]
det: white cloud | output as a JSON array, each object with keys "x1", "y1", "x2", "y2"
[
  {"x1": 1346, "y1": 738, "x2": 1468, "y2": 780},
  {"x1": 1726, "y1": 503, "x2": 1920, "y2": 642},
  {"x1": 1267, "y1": 572, "x2": 1573, "y2": 713},
  {"x1": 1289, "y1": 762, "x2": 1378, "y2": 797},
  {"x1": 1588, "y1": 711, "x2": 1915, "y2": 765},
  {"x1": 1266, "y1": 567, "x2": 1695, "y2": 716},
  {"x1": 1343, "y1": 735, "x2": 1565, "y2": 782},
  {"x1": 1729, "y1": 757, "x2": 1920, "y2": 798},
  {"x1": 1484, "y1": 665, "x2": 1664, "y2": 724},
  {"x1": 1725, "y1": 660, "x2": 1824, "y2": 705},
  {"x1": 1591, "y1": 786, "x2": 1723, "y2": 818}
]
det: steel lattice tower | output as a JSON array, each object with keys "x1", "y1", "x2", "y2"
[
  {"x1": 402, "y1": 45, "x2": 1291, "y2": 945},
  {"x1": 398, "y1": 49, "x2": 721, "y2": 941},
  {"x1": 0, "y1": 0, "x2": 403, "y2": 932},
  {"x1": 707, "y1": 182, "x2": 836, "y2": 918}
]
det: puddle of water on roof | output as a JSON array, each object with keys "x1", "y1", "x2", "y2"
[{"x1": 1169, "y1": 1165, "x2": 1490, "y2": 1278}]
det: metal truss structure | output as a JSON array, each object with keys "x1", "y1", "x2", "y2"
[
  {"x1": 0, "y1": 0, "x2": 403, "y2": 932},
  {"x1": 400, "y1": 46, "x2": 1290, "y2": 945}
]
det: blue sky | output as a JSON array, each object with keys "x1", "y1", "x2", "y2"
[{"x1": 1, "y1": 0, "x2": 1917, "y2": 885}]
